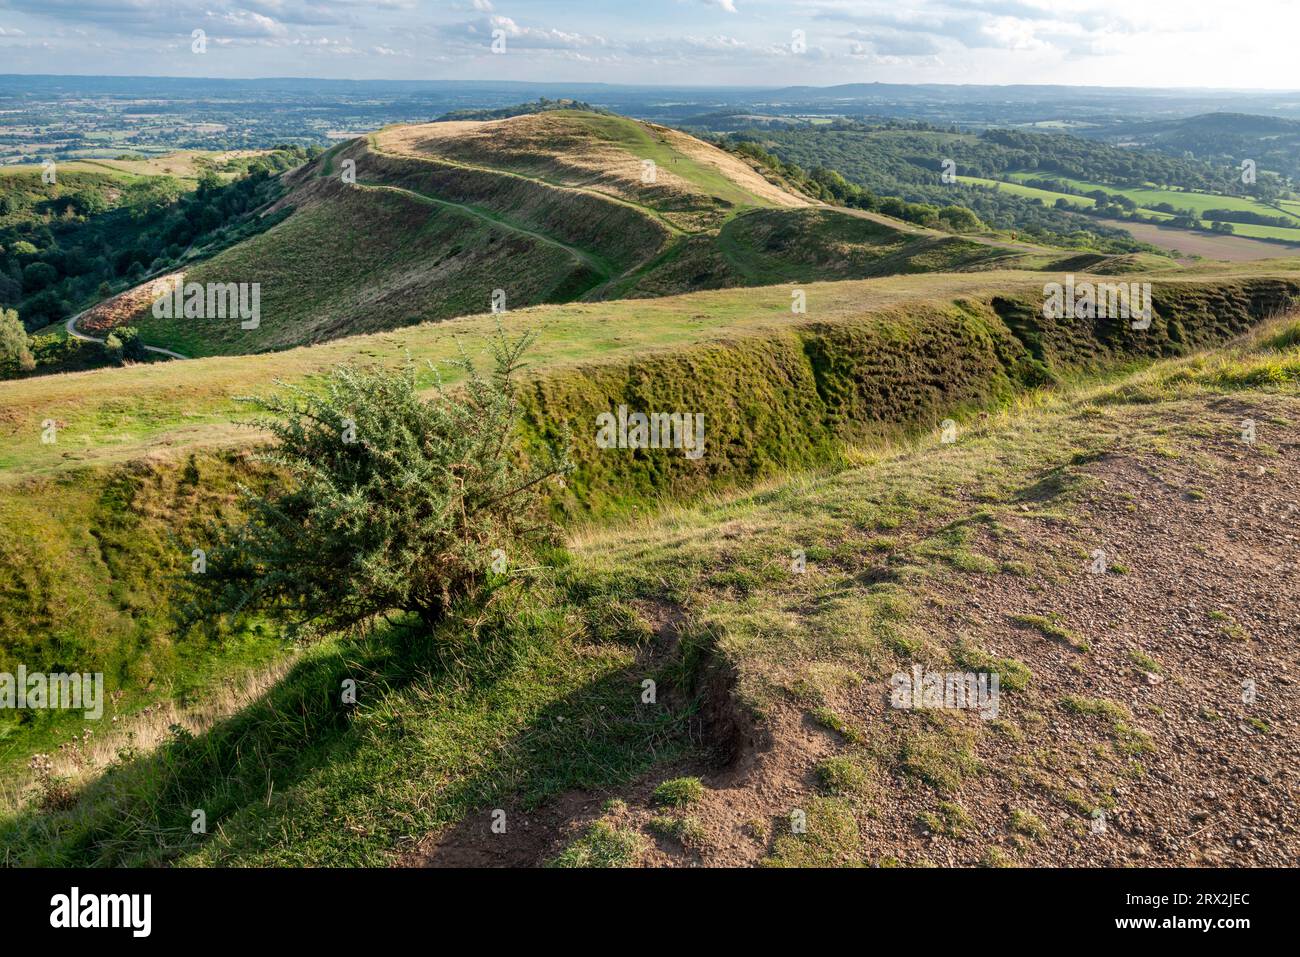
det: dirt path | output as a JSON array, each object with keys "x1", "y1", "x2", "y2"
[
  {"x1": 400, "y1": 385, "x2": 1300, "y2": 868},
  {"x1": 65, "y1": 308, "x2": 189, "y2": 361},
  {"x1": 354, "y1": 179, "x2": 615, "y2": 281}
]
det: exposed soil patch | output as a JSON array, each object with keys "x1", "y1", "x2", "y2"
[
  {"x1": 834, "y1": 394, "x2": 1299, "y2": 866},
  {"x1": 1095, "y1": 217, "x2": 1300, "y2": 262},
  {"x1": 402, "y1": 391, "x2": 1298, "y2": 868}
]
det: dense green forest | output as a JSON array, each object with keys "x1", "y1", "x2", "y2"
[
  {"x1": 1086, "y1": 112, "x2": 1300, "y2": 184},
  {"x1": 0, "y1": 147, "x2": 319, "y2": 378},
  {"x1": 0, "y1": 147, "x2": 316, "y2": 333},
  {"x1": 712, "y1": 119, "x2": 1292, "y2": 251}
]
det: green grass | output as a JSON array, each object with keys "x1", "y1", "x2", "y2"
[
  {"x1": 918, "y1": 800, "x2": 971, "y2": 837},
  {"x1": 0, "y1": 572, "x2": 702, "y2": 865},
  {"x1": 5, "y1": 302, "x2": 1298, "y2": 864},
  {"x1": 566, "y1": 112, "x2": 770, "y2": 211},
  {"x1": 898, "y1": 724, "x2": 981, "y2": 793},
  {"x1": 647, "y1": 814, "x2": 708, "y2": 848},
  {"x1": 1002, "y1": 170, "x2": 1300, "y2": 242},
  {"x1": 548, "y1": 820, "x2": 646, "y2": 867},
  {"x1": 951, "y1": 640, "x2": 1033, "y2": 691},
  {"x1": 764, "y1": 797, "x2": 862, "y2": 867},
  {"x1": 1009, "y1": 808, "x2": 1048, "y2": 841},
  {"x1": 651, "y1": 776, "x2": 705, "y2": 808},
  {"x1": 1011, "y1": 613, "x2": 1090, "y2": 653},
  {"x1": 961, "y1": 176, "x2": 1095, "y2": 209},
  {"x1": 131, "y1": 182, "x2": 596, "y2": 357},
  {"x1": 1005, "y1": 171, "x2": 1300, "y2": 225},
  {"x1": 1059, "y1": 696, "x2": 1154, "y2": 755},
  {"x1": 815, "y1": 755, "x2": 873, "y2": 798}
]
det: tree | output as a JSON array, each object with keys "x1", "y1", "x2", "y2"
[
  {"x1": 0, "y1": 307, "x2": 35, "y2": 377},
  {"x1": 22, "y1": 261, "x2": 58, "y2": 292},
  {"x1": 103, "y1": 331, "x2": 124, "y2": 365},
  {"x1": 180, "y1": 328, "x2": 572, "y2": 638},
  {"x1": 107, "y1": 325, "x2": 148, "y2": 363},
  {"x1": 937, "y1": 205, "x2": 984, "y2": 233},
  {"x1": 122, "y1": 176, "x2": 185, "y2": 221}
]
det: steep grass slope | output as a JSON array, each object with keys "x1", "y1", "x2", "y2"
[
  {"x1": 118, "y1": 111, "x2": 1053, "y2": 357},
  {"x1": 5, "y1": 303, "x2": 1298, "y2": 866},
  {"x1": 1, "y1": 266, "x2": 1297, "y2": 795},
  {"x1": 6, "y1": 266, "x2": 1293, "y2": 480}
]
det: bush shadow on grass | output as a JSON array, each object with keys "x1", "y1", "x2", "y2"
[{"x1": 0, "y1": 581, "x2": 704, "y2": 867}]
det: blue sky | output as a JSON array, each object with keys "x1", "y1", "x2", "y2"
[{"x1": 0, "y1": 1, "x2": 1295, "y2": 89}]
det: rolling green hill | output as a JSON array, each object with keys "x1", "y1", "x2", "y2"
[{"x1": 103, "y1": 111, "x2": 1055, "y2": 358}]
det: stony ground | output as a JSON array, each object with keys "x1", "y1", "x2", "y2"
[{"x1": 408, "y1": 367, "x2": 1299, "y2": 868}]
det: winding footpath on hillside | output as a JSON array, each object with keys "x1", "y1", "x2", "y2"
[
  {"x1": 364, "y1": 133, "x2": 692, "y2": 236},
  {"x1": 65, "y1": 308, "x2": 190, "y2": 360},
  {"x1": 354, "y1": 179, "x2": 616, "y2": 282}
]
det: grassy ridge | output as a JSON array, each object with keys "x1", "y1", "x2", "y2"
[
  {"x1": 356, "y1": 140, "x2": 669, "y2": 275},
  {"x1": 130, "y1": 174, "x2": 599, "y2": 356},
  {"x1": 523, "y1": 276, "x2": 1300, "y2": 515},
  {"x1": 0, "y1": 452, "x2": 286, "y2": 772},
  {"x1": 4, "y1": 268, "x2": 1299, "y2": 479},
  {"x1": 87, "y1": 112, "x2": 1073, "y2": 358},
  {"x1": 7, "y1": 301, "x2": 1300, "y2": 866},
  {"x1": 2, "y1": 273, "x2": 1295, "y2": 779}
]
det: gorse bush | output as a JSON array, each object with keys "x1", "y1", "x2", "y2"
[{"x1": 181, "y1": 328, "x2": 571, "y2": 638}]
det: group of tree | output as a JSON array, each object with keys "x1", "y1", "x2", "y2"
[
  {"x1": 725, "y1": 139, "x2": 985, "y2": 234},
  {"x1": 436, "y1": 98, "x2": 611, "y2": 122},
  {"x1": 719, "y1": 127, "x2": 1145, "y2": 252},
  {"x1": 0, "y1": 304, "x2": 150, "y2": 380},
  {"x1": 716, "y1": 119, "x2": 1298, "y2": 253},
  {"x1": 0, "y1": 145, "x2": 316, "y2": 333}
]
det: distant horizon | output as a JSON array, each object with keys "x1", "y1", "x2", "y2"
[{"x1": 1, "y1": 72, "x2": 1298, "y2": 96}]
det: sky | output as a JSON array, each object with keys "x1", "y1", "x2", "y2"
[{"x1": 0, "y1": 0, "x2": 1296, "y2": 90}]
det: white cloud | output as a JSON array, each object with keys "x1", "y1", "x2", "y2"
[{"x1": 0, "y1": 0, "x2": 1295, "y2": 88}]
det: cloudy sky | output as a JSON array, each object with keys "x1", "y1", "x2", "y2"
[{"x1": 0, "y1": 0, "x2": 1295, "y2": 89}]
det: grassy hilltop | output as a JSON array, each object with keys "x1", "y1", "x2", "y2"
[{"x1": 110, "y1": 111, "x2": 1068, "y2": 358}]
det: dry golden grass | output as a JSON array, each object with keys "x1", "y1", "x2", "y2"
[
  {"x1": 375, "y1": 111, "x2": 806, "y2": 231},
  {"x1": 77, "y1": 270, "x2": 183, "y2": 333},
  {"x1": 0, "y1": 658, "x2": 297, "y2": 814}
]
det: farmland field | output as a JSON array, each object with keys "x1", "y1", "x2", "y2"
[
  {"x1": 1092, "y1": 217, "x2": 1300, "y2": 260},
  {"x1": 960, "y1": 175, "x2": 1094, "y2": 208},
  {"x1": 1004, "y1": 170, "x2": 1300, "y2": 228}
]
